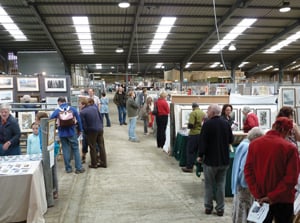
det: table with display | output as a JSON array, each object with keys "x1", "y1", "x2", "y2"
[
  {"x1": 173, "y1": 131, "x2": 247, "y2": 197},
  {"x1": 0, "y1": 154, "x2": 47, "y2": 223}
]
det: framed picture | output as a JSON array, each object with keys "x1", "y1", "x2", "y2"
[
  {"x1": 45, "y1": 78, "x2": 67, "y2": 92},
  {"x1": 47, "y1": 119, "x2": 56, "y2": 146},
  {"x1": 0, "y1": 77, "x2": 13, "y2": 88},
  {"x1": 17, "y1": 77, "x2": 39, "y2": 91},
  {"x1": 282, "y1": 88, "x2": 295, "y2": 107},
  {"x1": 256, "y1": 109, "x2": 271, "y2": 129},
  {"x1": 231, "y1": 108, "x2": 239, "y2": 129},
  {"x1": 18, "y1": 112, "x2": 35, "y2": 132},
  {"x1": 0, "y1": 90, "x2": 13, "y2": 103},
  {"x1": 45, "y1": 97, "x2": 59, "y2": 109},
  {"x1": 181, "y1": 109, "x2": 192, "y2": 128},
  {"x1": 295, "y1": 88, "x2": 300, "y2": 106}
]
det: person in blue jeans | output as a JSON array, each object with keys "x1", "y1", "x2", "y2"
[
  {"x1": 113, "y1": 86, "x2": 127, "y2": 125},
  {"x1": 100, "y1": 92, "x2": 111, "y2": 127},
  {"x1": 126, "y1": 90, "x2": 139, "y2": 142},
  {"x1": 50, "y1": 96, "x2": 85, "y2": 174}
]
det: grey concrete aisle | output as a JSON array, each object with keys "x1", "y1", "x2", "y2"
[{"x1": 44, "y1": 93, "x2": 233, "y2": 223}]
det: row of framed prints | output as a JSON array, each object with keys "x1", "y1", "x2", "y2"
[
  {"x1": 0, "y1": 77, "x2": 67, "y2": 92},
  {"x1": 181, "y1": 107, "x2": 275, "y2": 131}
]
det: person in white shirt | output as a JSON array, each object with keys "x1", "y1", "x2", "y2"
[{"x1": 88, "y1": 88, "x2": 100, "y2": 111}]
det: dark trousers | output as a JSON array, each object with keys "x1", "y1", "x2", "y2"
[
  {"x1": 185, "y1": 134, "x2": 200, "y2": 169},
  {"x1": 263, "y1": 203, "x2": 293, "y2": 223},
  {"x1": 86, "y1": 131, "x2": 99, "y2": 166},
  {"x1": 96, "y1": 130, "x2": 107, "y2": 166},
  {"x1": 156, "y1": 115, "x2": 168, "y2": 148}
]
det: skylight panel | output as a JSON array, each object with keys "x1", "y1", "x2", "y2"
[
  {"x1": 148, "y1": 17, "x2": 177, "y2": 54},
  {"x1": 0, "y1": 5, "x2": 27, "y2": 41},
  {"x1": 208, "y1": 18, "x2": 256, "y2": 53},
  {"x1": 265, "y1": 31, "x2": 300, "y2": 53},
  {"x1": 72, "y1": 16, "x2": 94, "y2": 54}
]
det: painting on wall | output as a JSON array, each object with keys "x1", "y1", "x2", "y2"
[
  {"x1": 45, "y1": 78, "x2": 67, "y2": 92},
  {"x1": 18, "y1": 111, "x2": 35, "y2": 132},
  {"x1": 17, "y1": 77, "x2": 39, "y2": 91},
  {"x1": 256, "y1": 109, "x2": 271, "y2": 129},
  {"x1": 181, "y1": 109, "x2": 192, "y2": 128},
  {"x1": 0, "y1": 90, "x2": 13, "y2": 103},
  {"x1": 0, "y1": 77, "x2": 13, "y2": 89},
  {"x1": 282, "y1": 88, "x2": 295, "y2": 107}
]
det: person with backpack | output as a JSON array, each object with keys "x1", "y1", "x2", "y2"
[{"x1": 50, "y1": 96, "x2": 85, "y2": 174}]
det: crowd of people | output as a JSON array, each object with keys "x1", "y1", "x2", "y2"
[{"x1": 1, "y1": 88, "x2": 300, "y2": 222}]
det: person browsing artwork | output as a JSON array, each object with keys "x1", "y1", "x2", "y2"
[{"x1": 242, "y1": 106, "x2": 259, "y2": 133}]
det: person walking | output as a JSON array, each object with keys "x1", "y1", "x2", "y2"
[
  {"x1": 113, "y1": 86, "x2": 127, "y2": 125},
  {"x1": 139, "y1": 96, "x2": 153, "y2": 135},
  {"x1": 155, "y1": 91, "x2": 170, "y2": 148},
  {"x1": 231, "y1": 127, "x2": 264, "y2": 223},
  {"x1": 244, "y1": 117, "x2": 300, "y2": 223},
  {"x1": 100, "y1": 92, "x2": 111, "y2": 127},
  {"x1": 197, "y1": 104, "x2": 234, "y2": 217},
  {"x1": 0, "y1": 103, "x2": 21, "y2": 156},
  {"x1": 126, "y1": 90, "x2": 140, "y2": 142},
  {"x1": 50, "y1": 96, "x2": 85, "y2": 174},
  {"x1": 181, "y1": 102, "x2": 206, "y2": 173}
]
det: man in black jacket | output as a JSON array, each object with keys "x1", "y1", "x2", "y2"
[
  {"x1": 113, "y1": 86, "x2": 127, "y2": 125},
  {"x1": 197, "y1": 104, "x2": 234, "y2": 217}
]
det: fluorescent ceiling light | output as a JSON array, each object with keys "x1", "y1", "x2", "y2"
[
  {"x1": 155, "y1": 63, "x2": 163, "y2": 68},
  {"x1": 148, "y1": 17, "x2": 177, "y2": 54},
  {"x1": 262, "y1": 65, "x2": 273, "y2": 71},
  {"x1": 279, "y1": 1, "x2": 291, "y2": 13},
  {"x1": 185, "y1": 62, "x2": 192, "y2": 68},
  {"x1": 228, "y1": 44, "x2": 236, "y2": 51},
  {"x1": 210, "y1": 62, "x2": 220, "y2": 68},
  {"x1": 208, "y1": 18, "x2": 256, "y2": 53},
  {"x1": 96, "y1": 64, "x2": 102, "y2": 69},
  {"x1": 238, "y1": 62, "x2": 249, "y2": 68},
  {"x1": 115, "y1": 46, "x2": 124, "y2": 53},
  {"x1": 118, "y1": 1, "x2": 130, "y2": 8},
  {"x1": 0, "y1": 5, "x2": 27, "y2": 41},
  {"x1": 265, "y1": 31, "x2": 300, "y2": 53},
  {"x1": 72, "y1": 16, "x2": 94, "y2": 54}
]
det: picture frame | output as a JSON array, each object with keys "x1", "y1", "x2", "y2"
[
  {"x1": 181, "y1": 108, "x2": 192, "y2": 128},
  {"x1": 17, "y1": 77, "x2": 39, "y2": 91},
  {"x1": 18, "y1": 112, "x2": 35, "y2": 132},
  {"x1": 231, "y1": 108, "x2": 239, "y2": 129},
  {"x1": 296, "y1": 107, "x2": 300, "y2": 126},
  {"x1": 45, "y1": 97, "x2": 59, "y2": 109},
  {"x1": 0, "y1": 90, "x2": 13, "y2": 103},
  {"x1": 47, "y1": 119, "x2": 56, "y2": 146},
  {"x1": 295, "y1": 88, "x2": 300, "y2": 106},
  {"x1": 45, "y1": 78, "x2": 67, "y2": 92},
  {"x1": 282, "y1": 88, "x2": 295, "y2": 107},
  {"x1": 0, "y1": 77, "x2": 13, "y2": 89},
  {"x1": 256, "y1": 108, "x2": 271, "y2": 129}
]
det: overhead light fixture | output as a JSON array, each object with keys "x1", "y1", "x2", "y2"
[
  {"x1": 228, "y1": 44, "x2": 236, "y2": 51},
  {"x1": 118, "y1": 1, "x2": 130, "y2": 8},
  {"x1": 279, "y1": 1, "x2": 291, "y2": 13},
  {"x1": 115, "y1": 46, "x2": 124, "y2": 53}
]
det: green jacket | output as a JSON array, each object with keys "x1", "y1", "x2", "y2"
[{"x1": 188, "y1": 108, "x2": 206, "y2": 135}]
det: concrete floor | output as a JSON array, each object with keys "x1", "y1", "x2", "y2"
[{"x1": 44, "y1": 93, "x2": 233, "y2": 223}]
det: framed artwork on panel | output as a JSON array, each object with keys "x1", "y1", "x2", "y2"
[
  {"x1": 181, "y1": 109, "x2": 192, "y2": 128},
  {"x1": 17, "y1": 77, "x2": 39, "y2": 91},
  {"x1": 45, "y1": 78, "x2": 67, "y2": 92},
  {"x1": 282, "y1": 88, "x2": 295, "y2": 107},
  {"x1": 0, "y1": 90, "x2": 13, "y2": 103},
  {"x1": 47, "y1": 119, "x2": 56, "y2": 146},
  {"x1": 296, "y1": 107, "x2": 300, "y2": 126},
  {"x1": 45, "y1": 97, "x2": 59, "y2": 109},
  {"x1": 295, "y1": 88, "x2": 300, "y2": 106},
  {"x1": 18, "y1": 111, "x2": 35, "y2": 132},
  {"x1": 231, "y1": 108, "x2": 239, "y2": 129},
  {"x1": 0, "y1": 77, "x2": 13, "y2": 88},
  {"x1": 256, "y1": 109, "x2": 271, "y2": 129}
]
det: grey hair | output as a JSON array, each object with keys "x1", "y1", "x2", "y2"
[
  {"x1": 242, "y1": 106, "x2": 251, "y2": 114},
  {"x1": 0, "y1": 103, "x2": 11, "y2": 111},
  {"x1": 247, "y1": 127, "x2": 264, "y2": 141},
  {"x1": 209, "y1": 104, "x2": 221, "y2": 116}
]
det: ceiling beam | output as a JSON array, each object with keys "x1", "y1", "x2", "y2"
[
  {"x1": 234, "y1": 19, "x2": 300, "y2": 68},
  {"x1": 181, "y1": 0, "x2": 250, "y2": 66},
  {"x1": 23, "y1": 0, "x2": 71, "y2": 75}
]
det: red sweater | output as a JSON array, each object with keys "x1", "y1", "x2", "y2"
[
  {"x1": 156, "y1": 98, "x2": 169, "y2": 116},
  {"x1": 243, "y1": 112, "x2": 259, "y2": 133},
  {"x1": 244, "y1": 130, "x2": 300, "y2": 204}
]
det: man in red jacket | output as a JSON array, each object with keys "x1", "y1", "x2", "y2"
[{"x1": 244, "y1": 117, "x2": 300, "y2": 223}]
